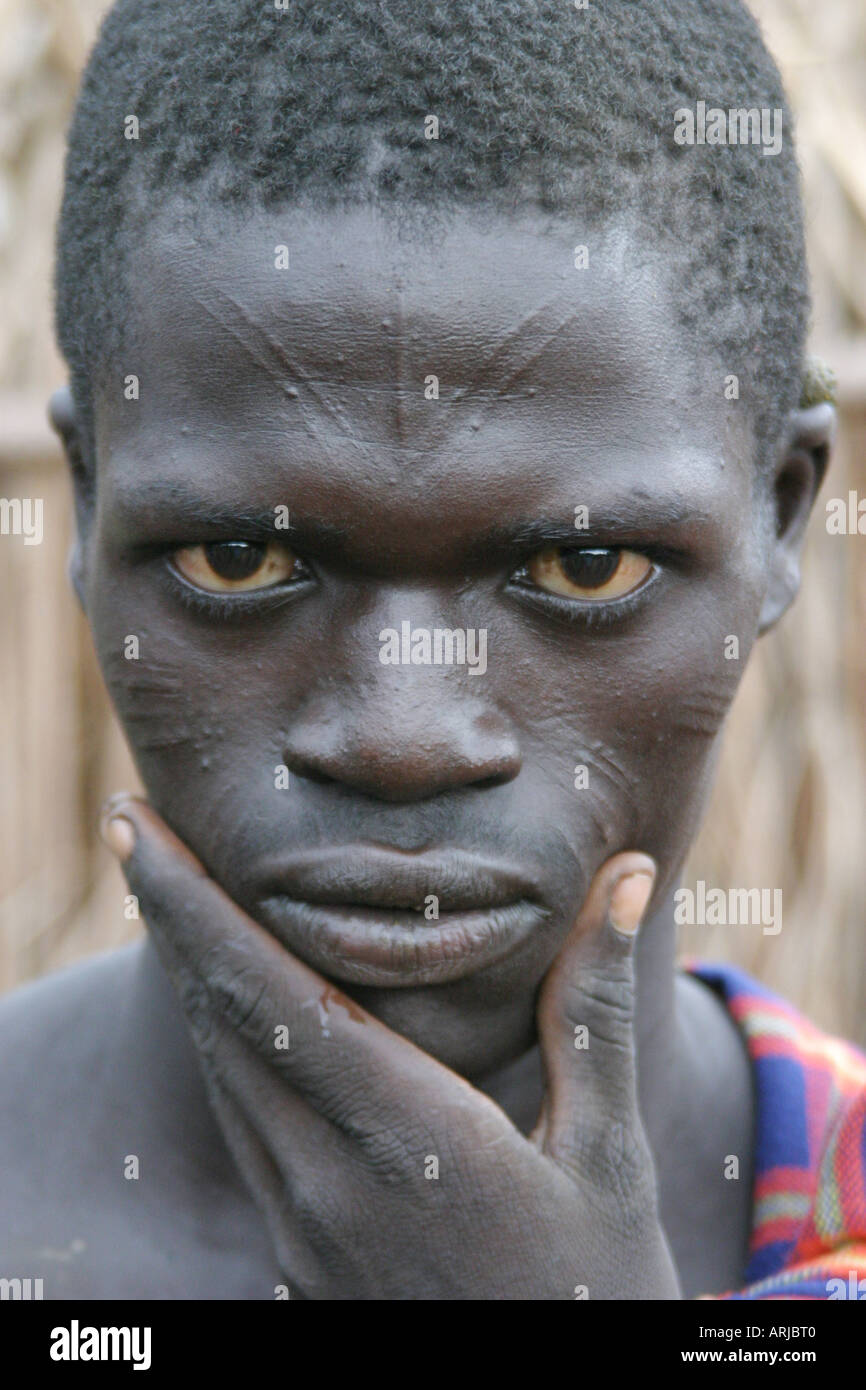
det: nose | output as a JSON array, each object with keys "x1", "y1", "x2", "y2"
[{"x1": 283, "y1": 671, "x2": 522, "y2": 803}]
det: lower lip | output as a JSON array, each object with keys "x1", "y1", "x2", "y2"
[{"x1": 257, "y1": 896, "x2": 546, "y2": 986}]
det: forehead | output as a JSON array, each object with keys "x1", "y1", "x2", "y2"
[
  {"x1": 125, "y1": 201, "x2": 694, "y2": 419},
  {"x1": 95, "y1": 200, "x2": 752, "y2": 550}
]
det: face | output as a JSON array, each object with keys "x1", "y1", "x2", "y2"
[{"x1": 77, "y1": 200, "x2": 776, "y2": 1077}]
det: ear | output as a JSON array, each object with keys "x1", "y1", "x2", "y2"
[
  {"x1": 48, "y1": 385, "x2": 92, "y2": 609},
  {"x1": 757, "y1": 402, "x2": 835, "y2": 635}
]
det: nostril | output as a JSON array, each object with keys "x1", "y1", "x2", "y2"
[
  {"x1": 474, "y1": 769, "x2": 515, "y2": 791},
  {"x1": 284, "y1": 756, "x2": 337, "y2": 787}
]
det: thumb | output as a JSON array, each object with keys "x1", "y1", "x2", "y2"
[{"x1": 535, "y1": 852, "x2": 656, "y2": 1178}]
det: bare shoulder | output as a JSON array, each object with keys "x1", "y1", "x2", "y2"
[
  {"x1": 0, "y1": 940, "x2": 141, "y2": 1047},
  {"x1": 0, "y1": 943, "x2": 144, "y2": 1119},
  {"x1": 0, "y1": 945, "x2": 144, "y2": 1293},
  {"x1": 0, "y1": 942, "x2": 281, "y2": 1299},
  {"x1": 0, "y1": 943, "x2": 144, "y2": 1120}
]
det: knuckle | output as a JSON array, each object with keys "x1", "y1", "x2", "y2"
[
  {"x1": 177, "y1": 974, "x2": 222, "y2": 1057},
  {"x1": 581, "y1": 966, "x2": 633, "y2": 1015},
  {"x1": 573, "y1": 1119, "x2": 655, "y2": 1214},
  {"x1": 290, "y1": 1182, "x2": 357, "y2": 1256},
  {"x1": 205, "y1": 958, "x2": 273, "y2": 1044},
  {"x1": 339, "y1": 1106, "x2": 427, "y2": 1181},
  {"x1": 567, "y1": 967, "x2": 634, "y2": 1040}
]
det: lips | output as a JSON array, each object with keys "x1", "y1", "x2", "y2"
[{"x1": 255, "y1": 847, "x2": 547, "y2": 987}]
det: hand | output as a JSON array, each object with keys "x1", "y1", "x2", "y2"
[{"x1": 101, "y1": 795, "x2": 680, "y2": 1300}]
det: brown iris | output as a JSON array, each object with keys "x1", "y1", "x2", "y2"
[
  {"x1": 172, "y1": 541, "x2": 297, "y2": 593},
  {"x1": 527, "y1": 547, "x2": 654, "y2": 602}
]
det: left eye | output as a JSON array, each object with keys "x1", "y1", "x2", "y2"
[
  {"x1": 171, "y1": 541, "x2": 298, "y2": 593},
  {"x1": 525, "y1": 547, "x2": 654, "y2": 601}
]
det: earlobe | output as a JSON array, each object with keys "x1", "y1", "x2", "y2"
[
  {"x1": 68, "y1": 541, "x2": 87, "y2": 609},
  {"x1": 48, "y1": 385, "x2": 93, "y2": 610},
  {"x1": 48, "y1": 385, "x2": 76, "y2": 439},
  {"x1": 757, "y1": 401, "x2": 836, "y2": 635},
  {"x1": 48, "y1": 385, "x2": 89, "y2": 484}
]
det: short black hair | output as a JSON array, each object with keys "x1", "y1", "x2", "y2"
[{"x1": 55, "y1": 0, "x2": 809, "y2": 476}]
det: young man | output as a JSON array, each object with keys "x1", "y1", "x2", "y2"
[{"x1": 1, "y1": 0, "x2": 863, "y2": 1299}]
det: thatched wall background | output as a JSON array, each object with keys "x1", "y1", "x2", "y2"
[{"x1": 1, "y1": 0, "x2": 865, "y2": 1043}]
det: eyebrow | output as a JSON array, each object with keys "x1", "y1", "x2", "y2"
[
  {"x1": 113, "y1": 480, "x2": 715, "y2": 563},
  {"x1": 112, "y1": 485, "x2": 348, "y2": 551},
  {"x1": 465, "y1": 497, "x2": 716, "y2": 565}
]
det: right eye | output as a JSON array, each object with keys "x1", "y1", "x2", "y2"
[{"x1": 171, "y1": 541, "x2": 299, "y2": 594}]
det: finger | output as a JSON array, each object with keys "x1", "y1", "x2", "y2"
[
  {"x1": 535, "y1": 852, "x2": 656, "y2": 1183},
  {"x1": 199, "y1": 1064, "x2": 338, "y2": 1296},
  {"x1": 99, "y1": 794, "x2": 470, "y2": 1118},
  {"x1": 100, "y1": 792, "x2": 339, "y2": 1039}
]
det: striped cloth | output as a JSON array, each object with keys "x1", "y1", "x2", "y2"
[{"x1": 686, "y1": 961, "x2": 866, "y2": 1300}]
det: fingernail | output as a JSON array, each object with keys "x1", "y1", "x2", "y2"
[
  {"x1": 609, "y1": 870, "x2": 654, "y2": 935},
  {"x1": 99, "y1": 811, "x2": 135, "y2": 862}
]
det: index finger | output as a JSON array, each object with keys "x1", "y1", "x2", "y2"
[{"x1": 99, "y1": 794, "x2": 468, "y2": 1112}]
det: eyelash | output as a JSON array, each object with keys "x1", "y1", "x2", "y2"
[
  {"x1": 161, "y1": 550, "x2": 314, "y2": 621},
  {"x1": 508, "y1": 546, "x2": 673, "y2": 629},
  {"x1": 509, "y1": 576, "x2": 656, "y2": 630},
  {"x1": 159, "y1": 542, "x2": 673, "y2": 627}
]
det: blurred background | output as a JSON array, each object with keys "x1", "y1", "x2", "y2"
[{"x1": 1, "y1": 0, "x2": 865, "y2": 1042}]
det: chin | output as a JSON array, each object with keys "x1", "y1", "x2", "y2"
[{"x1": 344, "y1": 978, "x2": 539, "y2": 1080}]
